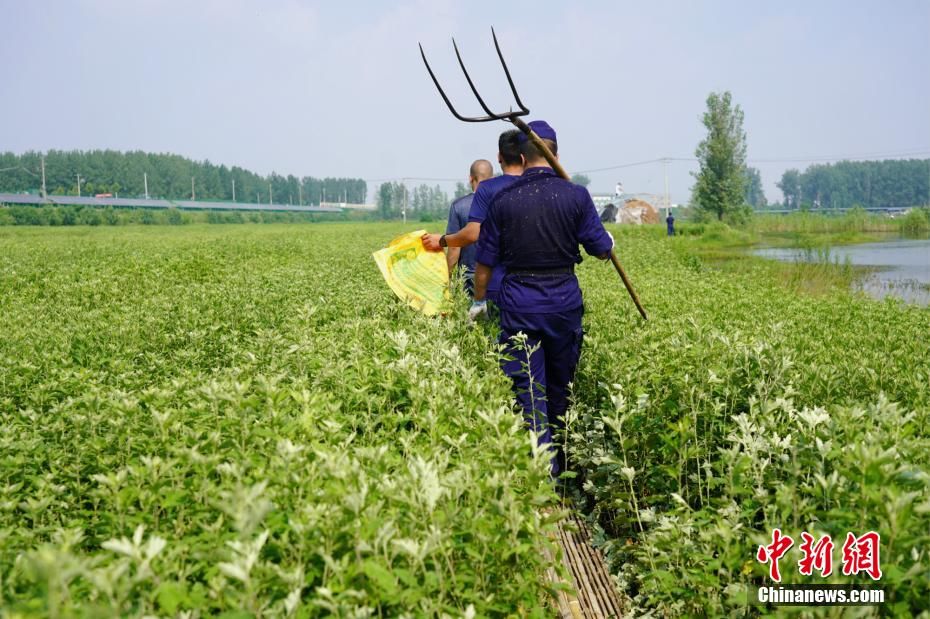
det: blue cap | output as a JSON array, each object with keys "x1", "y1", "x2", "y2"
[{"x1": 519, "y1": 120, "x2": 557, "y2": 144}]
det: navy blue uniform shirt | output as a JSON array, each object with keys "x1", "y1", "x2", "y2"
[
  {"x1": 445, "y1": 193, "x2": 476, "y2": 272},
  {"x1": 468, "y1": 174, "x2": 519, "y2": 298},
  {"x1": 475, "y1": 167, "x2": 614, "y2": 313}
]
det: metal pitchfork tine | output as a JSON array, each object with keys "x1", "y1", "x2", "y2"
[
  {"x1": 418, "y1": 28, "x2": 648, "y2": 320},
  {"x1": 419, "y1": 28, "x2": 528, "y2": 123}
]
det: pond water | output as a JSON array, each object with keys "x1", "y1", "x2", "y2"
[{"x1": 754, "y1": 239, "x2": 930, "y2": 306}]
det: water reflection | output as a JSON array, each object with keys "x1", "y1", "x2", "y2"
[{"x1": 754, "y1": 239, "x2": 930, "y2": 305}]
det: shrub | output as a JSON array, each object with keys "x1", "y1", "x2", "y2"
[{"x1": 899, "y1": 207, "x2": 930, "y2": 235}]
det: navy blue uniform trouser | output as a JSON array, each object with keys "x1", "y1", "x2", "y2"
[{"x1": 498, "y1": 306, "x2": 584, "y2": 477}]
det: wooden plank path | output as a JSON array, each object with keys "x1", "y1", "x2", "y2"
[{"x1": 547, "y1": 512, "x2": 624, "y2": 618}]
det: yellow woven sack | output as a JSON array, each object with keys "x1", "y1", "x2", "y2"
[{"x1": 372, "y1": 230, "x2": 449, "y2": 316}]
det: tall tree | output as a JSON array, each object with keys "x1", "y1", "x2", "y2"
[
  {"x1": 692, "y1": 91, "x2": 747, "y2": 220},
  {"x1": 744, "y1": 166, "x2": 766, "y2": 208},
  {"x1": 377, "y1": 182, "x2": 394, "y2": 219},
  {"x1": 453, "y1": 182, "x2": 469, "y2": 199},
  {"x1": 777, "y1": 169, "x2": 802, "y2": 209}
]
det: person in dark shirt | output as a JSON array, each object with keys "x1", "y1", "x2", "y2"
[
  {"x1": 442, "y1": 159, "x2": 493, "y2": 291},
  {"x1": 422, "y1": 130, "x2": 524, "y2": 307},
  {"x1": 666, "y1": 212, "x2": 675, "y2": 236},
  {"x1": 473, "y1": 120, "x2": 614, "y2": 477}
]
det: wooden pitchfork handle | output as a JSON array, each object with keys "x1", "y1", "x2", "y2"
[{"x1": 510, "y1": 117, "x2": 649, "y2": 321}]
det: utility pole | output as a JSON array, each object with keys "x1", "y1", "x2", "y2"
[
  {"x1": 40, "y1": 156, "x2": 47, "y2": 199},
  {"x1": 231, "y1": 179, "x2": 236, "y2": 202},
  {"x1": 76, "y1": 173, "x2": 83, "y2": 197},
  {"x1": 663, "y1": 158, "x2": 670, "y2": 217},
  {"x1": 298, "y1": 183, "x2": 302, "y2": 206},
  {"x1": 144, "y1": 172, "x2": 149, "y2": 199},
  {"x1": 191, "y1": 177, "x2": 195, "y2": 201},
  {"x1": 269, "y1": 182, "x2": 273, "y2": 205},
  {"x1": 402, "y1": 178, "x2": 407, "y2": 224}
]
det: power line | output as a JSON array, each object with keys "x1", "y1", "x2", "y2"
[
  {"x1": 575, "y1": 158, "x2": 670, "y2": 174},
  {"x1": 573, "y1": 148, "x2": 930, "y2": 175},
  {"x1": 365, "y1": 176, "x2": 460, "y2": 183},
  {"x1": 0, "y1": 165, "x2": 38, "y2": 176}
]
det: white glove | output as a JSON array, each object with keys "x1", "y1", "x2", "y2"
[
  {"x1": 606, "y1": 230, "x2": 615, "y2": 249},
  {"x1": 467, "y1": 300, "x2": 488, "y2": 322}
]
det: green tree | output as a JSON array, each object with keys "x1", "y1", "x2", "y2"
[
  {"x1": 692, "y1": 91, "x2": 747, "y2": 220},
  {"x1": 777, "y1": 169, "x2": 802, "y2": 209},
  {"x1": 743, "y1": 166, "x2": 766, "y2": 208},
  {"x1": 392, "y1": 183, "x2": 408, "y2": 217},
  {"x1": 453, "y1": 182, "x2": 469, "y2": 199},
  {"x1": 571, "y1": 173, "x2": 591, "y2": 188},
  {"x1": 377, "y1": 182, "x2": 394, "y2": 219}
]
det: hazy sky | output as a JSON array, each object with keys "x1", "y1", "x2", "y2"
[{"x1": 2, "y1": 0, "x2": 929, "y2": 204}]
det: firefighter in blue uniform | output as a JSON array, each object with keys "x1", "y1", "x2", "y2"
[{"x1": 473, "y1": 121, "x2": 614, "y2": 477}]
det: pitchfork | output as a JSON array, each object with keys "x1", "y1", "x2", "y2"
[{"x1": 419, "y1": 29, "x2": 648, "y2": 320}]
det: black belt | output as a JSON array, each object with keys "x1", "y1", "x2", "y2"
[{"x1": 506, "y1": 266, "x2": 574, "y2": 276}]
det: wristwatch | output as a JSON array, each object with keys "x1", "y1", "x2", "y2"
[{"x1": 439, "y1": 234, "x2": 448, "y2": 248}]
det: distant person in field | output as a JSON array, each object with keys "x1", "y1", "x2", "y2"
[
  {"x1": 422, "y1": 129, "x2": 524, "y2": 317},
  {"x1": 473, "y1": 120, "x2": 614, "y2": 478},
  {"x1": 666, "y1": 212, "x2": 675, "y2": 236}
]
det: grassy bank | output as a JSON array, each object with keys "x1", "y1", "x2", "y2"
[
  {"x1": 669, "y1": 222, "x2": 864, "y2": 298},
  {"x1": 676, "y1": 208, "x2": 930, "y2": 250},
  {"x1": 745, "y1": 207, "x2": 930, "y2": 240},
  {"x1": 673, "y1": 209, "x2": 930, "y2": 299}
]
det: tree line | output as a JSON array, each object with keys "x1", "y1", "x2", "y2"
[
  {"x1": 0, "y1": 150, "x2": 366, "y2": 205},
  {"x1": 777, "y1": 159, "x2": 930, "y2": 210}
]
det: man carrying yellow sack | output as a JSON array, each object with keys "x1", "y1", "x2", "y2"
[
  {"x1": 371, "y1": 159, "x2": 495, "y2": 317},
  {"x1": 423, "y1": 129, "x2": 525, "y2": 320}
]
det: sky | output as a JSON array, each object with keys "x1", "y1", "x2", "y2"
[{"x1": 2, "y1": 0, "x2": 929, "y2": 205}]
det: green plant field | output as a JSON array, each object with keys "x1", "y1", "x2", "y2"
[
  {"x1": 1, "y1": 223, "x2": 928, "y2": 617},
  {"x1": 0, "y1": 224, "x2": 561, "y2": 616},
  {"x1": 571, "y1": 226, "x2": 930, "y2": 616}
]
